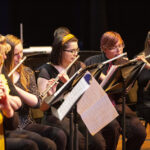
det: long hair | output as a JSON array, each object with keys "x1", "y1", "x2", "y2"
[
  {"x1": 144, "y1": 31, "x2": 150, "y2": 59},
  {"x1": 50, "y1": 33, "x2": 78, "y2": 65},
  {"x1": 4, "y1": 34, "x2": 29, "y2": 91},
  {"x1": 100, "y1": 31, "x2": 124, "y2": 51},
  {"x1": 138, "y1": 31, "x2": 150, "y2": 62}
]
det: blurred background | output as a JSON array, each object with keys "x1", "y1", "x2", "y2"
[{"x1": 0, "y1": 0, "x2": 150, "y2": 59}]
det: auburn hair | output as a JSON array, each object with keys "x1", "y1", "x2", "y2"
[{"x1": 5, "y1": 34, "x2": 29, "y2": 91}]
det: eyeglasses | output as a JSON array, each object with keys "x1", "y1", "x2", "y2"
[
  {"x1": 63, "y1": 48, "x2": 79, "y2": 54},
  {"x1": 109, "y1": 44, "x2": 125, "y2": 51}
]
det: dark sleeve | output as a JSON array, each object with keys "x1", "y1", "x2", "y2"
[
  {"x1": 84, "y1": 54, "x2": 104, "y2": 66},
  {"x1": 3, "y1": 71, "x2": 19, "y2": 96},
  {"x1": 38, "y1": 67, "x2": 50, "y2": 80},
  {"x1": 38, "y1": 63, "x2": 58, "y2": 80},
  {"x1": 3, "y1": 112, "x2": 19, "y2": 130}
]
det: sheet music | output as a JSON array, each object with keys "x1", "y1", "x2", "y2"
[
  {"x1": 100, "y1": 65, "x2": 118, "y2": 88},
  {"x1": 52, "y1": 72, "x2": 91, "y2": 120},
  {"x1": 77, "y1": 76, "x2": 118, "y2": 135}
]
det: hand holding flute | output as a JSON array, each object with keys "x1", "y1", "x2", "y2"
[
  {"x1": 136, "y1": 54, "x2": 150, "y2": 69},
  {"x1": 40, "y1": 55, "x2": 80, "y2": 100},
  {"x1": 46, "y1": 72, "x2": 69, "y2": 96}
]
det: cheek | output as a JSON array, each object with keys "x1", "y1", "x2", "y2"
[
  {"x1": 20, "y1": 52, "x2": 23, "y2": 58},
  {"x1": 14, "y1": 56, "x2": 18, "y2": 63},
  {"x1": 108, "y1": 52, "x2": 116, "y2": 58}
]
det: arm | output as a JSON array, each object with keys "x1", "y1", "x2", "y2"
[
  {"x1": 136, "y1": 55, "x2": 150, "y2": 69},
  {"x1": 0, "y1": 79, "x2": 21, "y2": 118},
  {"x1": 0, "y1": 92, "x2": 21, "y2": 118},
  {"x1": 14, "y1": 85, "x2": 38, "y2": 107},
  {"x1": 37, "y1": 65, "x2": 69, "y2": 111},
  {"x1": 14, "y1": 67, "x2": 40, "y2": 108},
  {"x1": 7, "y1": 95, "x2": 22, "y2": 111},
  {"x1": 37, "y1": 77, "x2": 58, "y2": 111},
  {"x1": 37, "y1": 77, "x2": 49, "y2": 95}
]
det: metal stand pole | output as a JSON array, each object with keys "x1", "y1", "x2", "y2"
[
  {"x1": 85, "y1": 128, "x2": 89, "y2": 150},
  {"x1": 69, "y1": 106, "x2": 79, "y2": 150},
  {"x1": 70, "y1": 111, "x2": 74, "y2": 150},
  {"x1": 74, "y1": 106, "x2": 79, "y2": 150},
  {"x1": 122, "y1": 79, "x2": 126, "y2": 150},
  {"x1": 122, "y1": 95, "x2": 126, "y2": 150}
]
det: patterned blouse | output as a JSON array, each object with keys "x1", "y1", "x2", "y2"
[{"x1": 16, "y1": 66, "x2": 41, "y2": 129}]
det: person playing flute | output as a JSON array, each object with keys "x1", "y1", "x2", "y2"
[
  {"x1": 0, "y1": 34, "x2": 22, "y2": 150},
  {"x1": 4, "y1": 34, "x2": 68, "y2": 150},
  {"x1": 84, "y1": 31, "x2": 146, "y2": 150},
  {"x1": 37, "y1": 30, "x2": 110, "y2": 150},
  {"x1": 135, "y1": 31, "x2": 150, "y2": 133}
]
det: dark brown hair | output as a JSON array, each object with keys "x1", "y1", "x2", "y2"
[{"x1": 50, "y1": 33, "x2": 78, "y2": 65}]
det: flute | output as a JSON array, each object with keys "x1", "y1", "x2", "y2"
[
  {"x1": 102, "y1": 52, "x2": 127, "y2": 65},
  {"x1": 128, "y1": 54, "x2": 150, "y2": 63},
  {"x1": 8, "y1": 56, "x2": 27, "y2": 77},
  {"x1": 40, "y1": 55, "x2": 80, "y2": 100}
]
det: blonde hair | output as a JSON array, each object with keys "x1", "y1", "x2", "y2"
[{"x1": 0, "y1": 35, "x2": 11, "y2": 66}]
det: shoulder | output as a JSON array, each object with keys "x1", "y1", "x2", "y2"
[
  {"x1": 38, "y1": 63, "x2": 55, "y2": 80},
  {"x1": 23, "y1": 66, "x2": 35, "y2": 78},
  {"x1": 38, "y1": 63, "x2": 53, "y2": 72},
  {"x1": 23, "y1": 66, "x2": 34, "y2": 73},
  {"x1": 84, "y1": 52, "x2": 105, "y2": 66}
]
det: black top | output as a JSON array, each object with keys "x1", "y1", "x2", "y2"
[
  {"x1": 84, "y1": 52, "x2": 110, "y2": 76},
  {"x1": 38, "y1": 61, "x2": 81, "y2": 79},
  {"x1": 38, "y1": 61, "x2": 82, "y2": 113},
  {"x1": 2, "y1": 69, "x2": 19, "y2": 96},
  {"x1": 1, "y1": 69, "x2": 19, "y2": 130},
  {"x1": 137, "y1": 68, "x2": 150, "y2": 105}
]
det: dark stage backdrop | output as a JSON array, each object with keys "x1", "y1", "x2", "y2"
[{"x1": 0, "y1": 0, "x2": 150, "y2": 59}]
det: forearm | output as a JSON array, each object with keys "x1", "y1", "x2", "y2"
[
  {"x1": 37, "y1": 77, "x2": 49, "y2": 94},
  {"x1": 15, "y1": 85, "x2": 38, "y2": 107},
  {"x1": 145, "y1": 62, "x2": 150, "y2": 69},
  {"x1": 8, "y1": 95, "x2": 22, "y2": 110}
]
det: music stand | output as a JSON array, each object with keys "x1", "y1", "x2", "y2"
[
  {"x1": 72, "y1": 63, "x2": 105, "y2": 150},
  {"x1": 100, "y1": 60, "x2": 145, "y2": 150},
  {"x1": 44, "y1": 70, "x2": 92, "y2": 150}
]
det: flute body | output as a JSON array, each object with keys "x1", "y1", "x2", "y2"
[{"x1": 8, "y1": 56, "x2": 27, "y2": 77}]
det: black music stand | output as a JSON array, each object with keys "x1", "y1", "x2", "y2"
[
  {"x1": 44, "y1": 70, "x2": 92, "y2": 150},
  {"x1": 71, "y1": 63, "x2": 105, "y2": 150},
  {"x1": 101, "y1": 60, "x2": 145, "y2": 150}
]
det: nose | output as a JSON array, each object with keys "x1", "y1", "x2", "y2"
[
  {"x1": 74, "y1": 53, "x2": 78, "y2": 58},
  {"x1": 18, "y1": 52, "x2": 23, "y2": 59},
  {"x1": 73, "y1": 51, "x2": 78, "y2": 56},
  {"x1": 4, "y1": 53, "x2": 7, "y2": 60}
]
